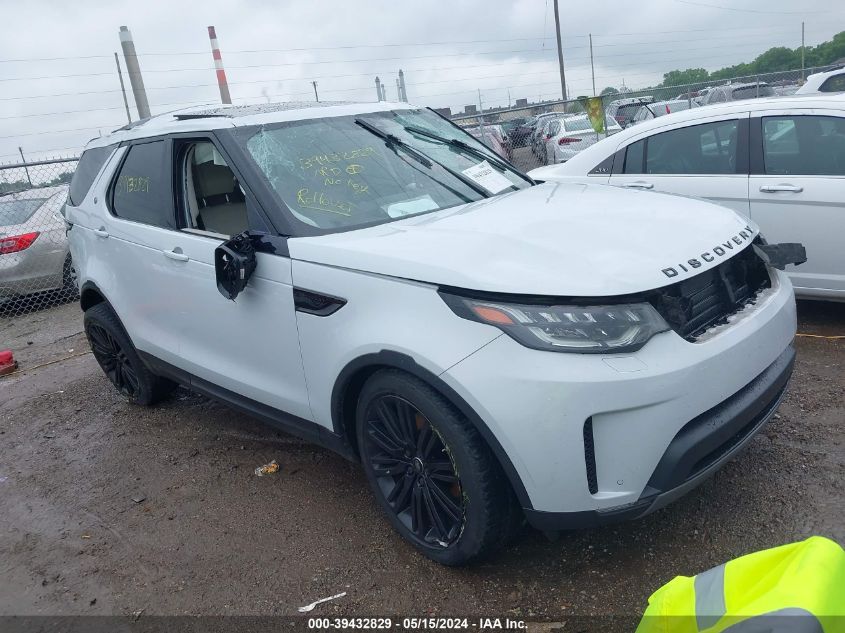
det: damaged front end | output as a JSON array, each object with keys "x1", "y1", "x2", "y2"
[{"x1": 649, "y1": 239, "x2": 803, "y2": 342}]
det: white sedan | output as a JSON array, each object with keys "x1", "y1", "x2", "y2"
[
  {"x1": 528, "y1": 93, "x2": 845, "y2": 301},
  {"x1": 542, "y1": 114, "x2": 622, "y2": 165}
]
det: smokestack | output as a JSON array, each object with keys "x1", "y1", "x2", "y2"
[
  {"x1": 398, "y1": 69, "x2": 407, "y2": 102},
  {"x1": 208, "y1": 26, "x2": 232, "y2": 104},
  {"x1": 118, "y1": 26, "x2": 151, "y2": 119},
  {"x1": 396, "y1": 78, "x2": 401, "y2": 101},
  {"x1": 375, "y1": 76, "x2": 382, "y2": 101}
]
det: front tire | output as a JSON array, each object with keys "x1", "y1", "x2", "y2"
[
  {"x1": 84, "y1": 302, "x2": 175, "y2": 405},
  {"x1": 356, "y1": 369, "x2": 518, "y2": 565}
]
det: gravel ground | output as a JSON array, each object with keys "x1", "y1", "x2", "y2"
[{"x1": 0, "y1": 298, "x2": 842, "y2": 620}]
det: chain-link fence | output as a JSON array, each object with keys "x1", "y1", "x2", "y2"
[
  {"x1": 451, "y1": 66, "x2": 826, "y2": 174},
  {"x1": 0, "y1": 157, "x2": 80, "y2": 317}
]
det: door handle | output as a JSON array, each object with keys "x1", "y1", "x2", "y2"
[
  {"x1": 621, "y1": 181, "x2": 654, "y2": 189},
  {"x1": 760, "y1": 184, "x2": 803, "y2": 193},
  {"x1": 92, "y1": 227, "x2": 109, "y2": 238},
  {"x1": 162, "y1": 248, "x2": 189, "y2": 262}
]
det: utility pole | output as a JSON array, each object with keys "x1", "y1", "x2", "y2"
[
  {"x1": 589, "y1": 33, "x2": 596, "y2": 96},
  {"x1": 114, "y1": 53, "x2": 132, "y2": 123},
  {"x1": 553, "y1": 0, "x2": 567, "y2": 101},
  {"x1": 18, "y1": 147, "x2": 32, "y2": 186},
  {"x1": 208, "y1": 26, "x2": 232, "y2": 104},
  {"x1": 398, "y1": 69, "x2": 408, "y2": 102},
  {"x1": 801, "y1": 22, "x2": 806, "y2": 81},
  {"x1": 118, "y1": 26, "x2": 151, "y2": 119},
  {"x1": 312, "y1": 81, "x2": 319, "y2": 102}
]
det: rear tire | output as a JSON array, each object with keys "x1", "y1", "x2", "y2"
[
  {"x1": 356, "y1": 369, "x2": 519, "y2": 565},
  {"x1": 84, "y1": 302, "x2": 176, "y2": 406}
]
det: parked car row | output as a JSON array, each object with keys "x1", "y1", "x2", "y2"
[
  {"x1": 529, "y1": 92, "x2": 845, "y2": 301},
  {"x1": 0, "y1": 184, "x2": 76, "y2": 307}
]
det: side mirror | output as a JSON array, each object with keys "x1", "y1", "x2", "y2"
[{"x1": 215, "y1": 231, "x2": 257, "y2": 300}]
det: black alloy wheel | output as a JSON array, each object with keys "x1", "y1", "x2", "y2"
[
  {"x1": 362, "y1": 394, "x2": 464, "y2": 548},
  {"x1": 87, "y1": 321, "x2": 140, "y2": 398}
]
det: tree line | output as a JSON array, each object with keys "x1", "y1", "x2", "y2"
[{"x1": 602, "y1": 29, "x2": 845, "y2": 93}]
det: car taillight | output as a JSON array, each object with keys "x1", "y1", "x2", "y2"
[
  {"x1": 544, "y1": 134, "x2": 551, "y2": 140},
  {"x1": 558, "y1": 137, "x2": 581, "y2": 145},
  {"x1": 0, "y1": 232, "x2": 39, "y2": 255}
]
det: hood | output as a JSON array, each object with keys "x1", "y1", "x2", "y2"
[{"x1": 288, "y1": 182, "x2": 759, "y2": 297}]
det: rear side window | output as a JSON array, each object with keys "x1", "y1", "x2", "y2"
[
  {"x1": 762, "y1": 115, "x2": 845, "y2": 176},
  {"x1": 111, "y1": 140, "x2": 175, "y2": 228},
  {"x1": 819, "y1": 74, "x2": 845, "y2": 92},
  {"x1": 68, "y1": 145, "x2": 116, "y2": 206}
]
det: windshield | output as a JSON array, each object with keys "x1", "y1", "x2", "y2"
[
  {"x1": 0, "y1": 197, "x2": 48, "y2": 227},
  {"x1": 237, "y1": 108, "x2": 531, "y2": 234}
]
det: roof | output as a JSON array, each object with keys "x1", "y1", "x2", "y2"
[{"x1": 85, "y1": 100, "x2": 416, "y2": 150}]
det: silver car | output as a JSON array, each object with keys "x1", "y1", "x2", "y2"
[{"x1": 0, "y1": 185, "x2": 75, "y2": 305}]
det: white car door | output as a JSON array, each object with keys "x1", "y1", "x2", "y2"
[
  {"x1": 608, "y1": 113, "x2": 751, "y2": 218},
  {"x1": 160, "y1": 138, "x2": 314, "y2": 421},
  {"x1": 98, "y1": 140, "x2": 194, "y2": 366},
  {"x1": 749, "y1": 109, "x2": 845, "y2": 298}
]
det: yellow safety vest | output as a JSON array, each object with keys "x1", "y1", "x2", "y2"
[{"x1": 636, "y1": 536, "x2": 845, "y2": 633}]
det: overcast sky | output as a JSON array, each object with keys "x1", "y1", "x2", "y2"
[{"x1": 1, "y1": 0, "x2": 844, "y2": 163}]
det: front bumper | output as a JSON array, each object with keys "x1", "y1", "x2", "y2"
[
  {"x1": 525, "y1": 344, "x2": 794, "y2": 530},
  {"x1": 440, "y1": 269, "x2": 797, "y2": 522}
]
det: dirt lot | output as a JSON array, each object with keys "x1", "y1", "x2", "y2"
[{"x1": 1, "y1": 298, "x2": 843, "y2": 620}]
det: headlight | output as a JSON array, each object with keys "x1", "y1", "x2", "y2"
[{"x1": 440, "y1": 292, "x2": 669, "y2": 353}]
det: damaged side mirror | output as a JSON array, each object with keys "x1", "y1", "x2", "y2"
[{"x1": 215, "y1": 231, "x2": 257, "y2": 300}]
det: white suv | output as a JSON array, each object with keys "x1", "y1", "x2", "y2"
[{"x1": 66, "y1": 101, "x2": 799, "y2": 565}]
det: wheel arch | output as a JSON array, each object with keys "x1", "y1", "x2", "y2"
[
  {"x1": 80, "y1": 281, "x2": 110, "y2": 312},
  {"x1": 331, "y1": 350, "x2": 533, "y2": 509}
]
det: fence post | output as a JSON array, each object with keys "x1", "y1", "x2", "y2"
[{"x1": 17, "y1": 147, "x2": 32, "y2": 186}]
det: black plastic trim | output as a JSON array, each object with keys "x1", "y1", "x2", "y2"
[
  {"x1": 138, "y1": 351, "x2": 356, "y2": 460},
  {"x1": 293, "y1": 288, "x2": 347, "y2": 316},
  {"x1": 330, "y1": 350, "x2": 533, "y2": 509},
  {"x1": 583, "y1": 418, "x2": 598, "y2": 495},
  {"x1": 524, "y1": 345, "x2": 795, "y2": 531},
  {"x1": 749, "y1": 116, "x2": 765, "y2": 175}
]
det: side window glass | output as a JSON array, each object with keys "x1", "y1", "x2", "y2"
[
  {"x1": 763, "y1": 115, "x2": 845, "y2": 176},
  {"x1": 111, "y1": 141, "x2": 175, "y2": 228},
  {"x1": 623, "y1": 140, "x2": 645, "y2": 174},
  {"x1": 645, "y1": 120, "x2": 738, "y2": 174},
  {"x1": 69, "y1": 145, "x2": 116, "y2": 206},
  {"x1": 819, "y1": 75, "x2": 845, "y2": 92},
  {"x1": 182, "y1": 141, "x2": 249, "y2": 237},
  {"x1": 548, "y1": 121, "x2": 561, "y2": 136}
]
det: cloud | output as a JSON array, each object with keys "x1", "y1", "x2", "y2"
[{"x1": 0, "y1": 0, "x2": 842, "y2": 161}]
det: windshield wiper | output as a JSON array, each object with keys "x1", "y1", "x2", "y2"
[
  {"x1": 354, "y1": 118, "x2": 490, "y2": 198},
  {"x1": 403, "y1": 125, "x2": 532, "y2": 187}
]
